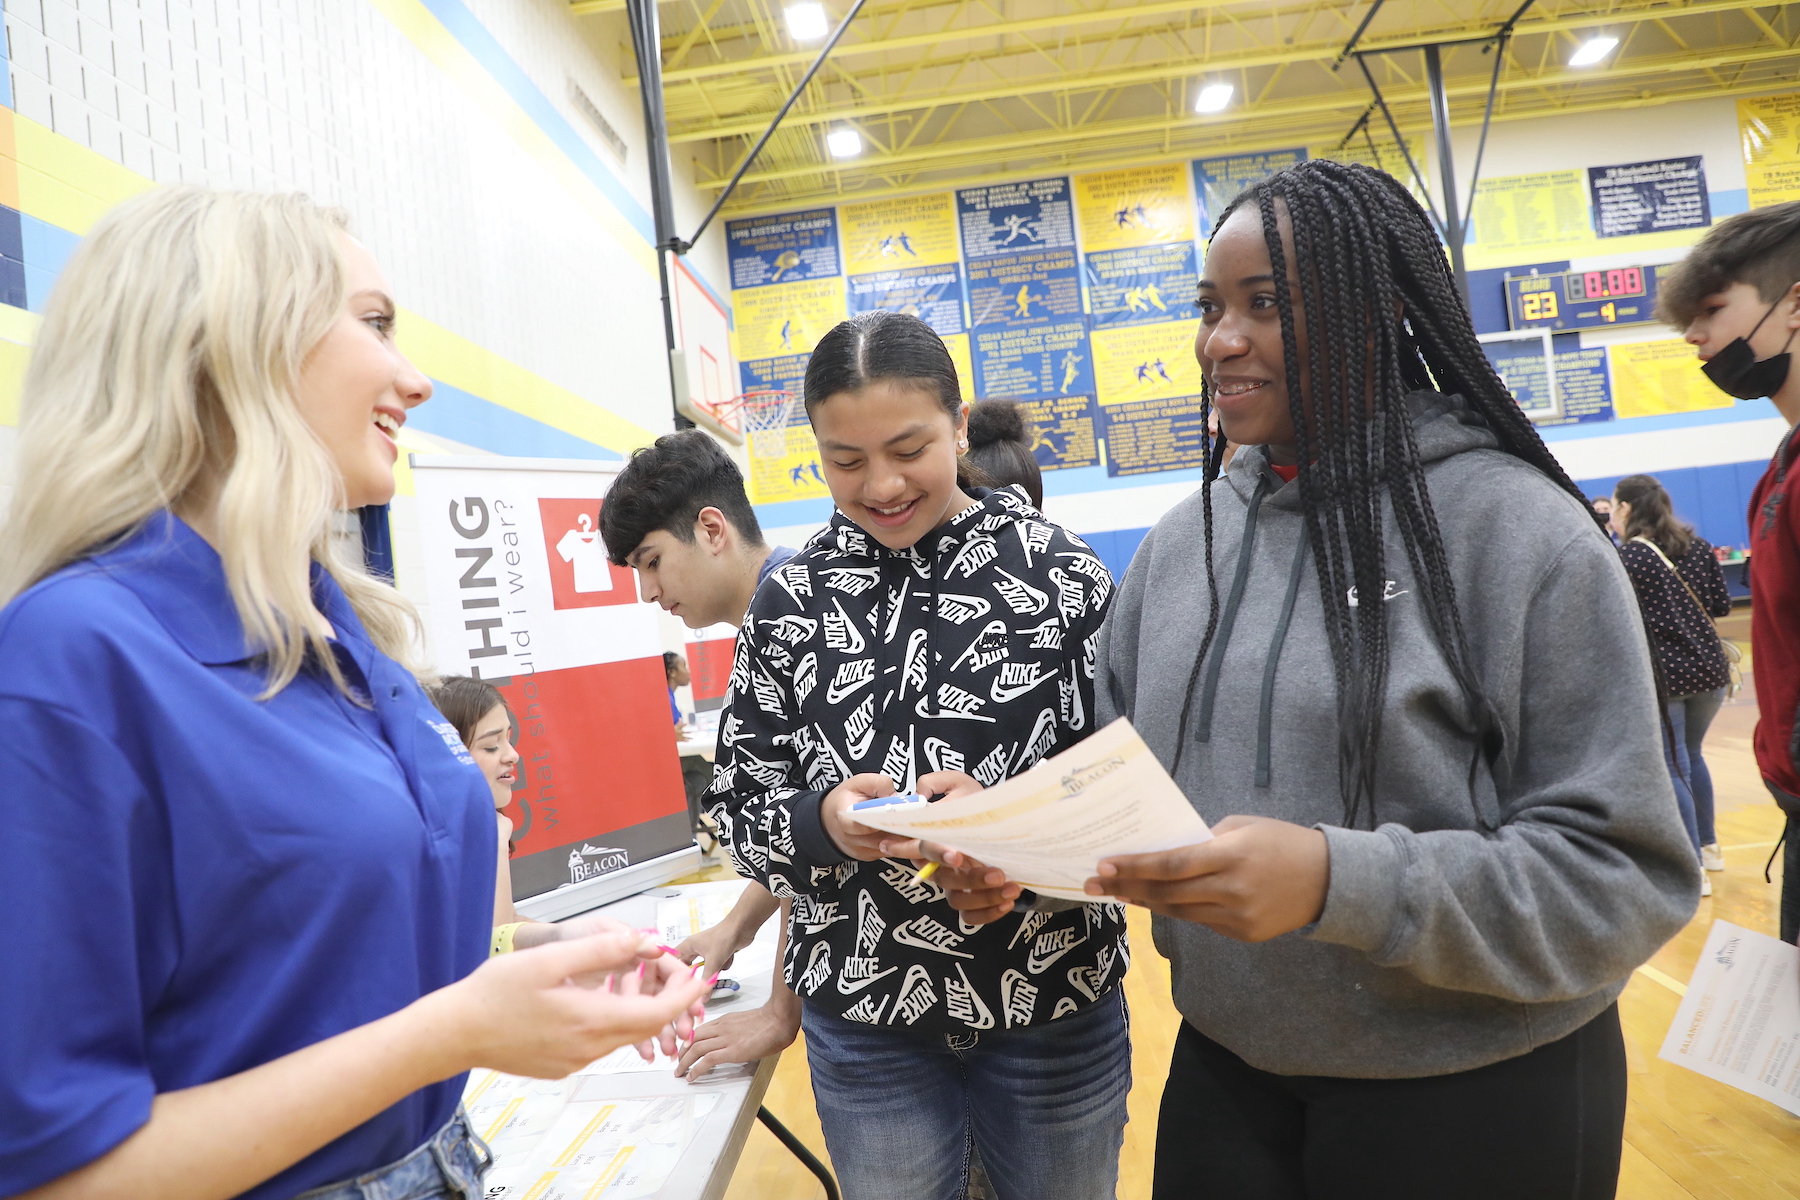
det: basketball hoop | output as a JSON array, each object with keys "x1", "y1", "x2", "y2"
[{"x1": 741, "y1": 389, "x2": 799, "y2": 460}]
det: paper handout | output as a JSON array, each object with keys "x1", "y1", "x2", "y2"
[
  {"x1": 1658, "y1": 919, "x2": 1800, "y2": 1116},
  {"x1": 850, "y1": 717, "x2": 1210, "y2": 901}
]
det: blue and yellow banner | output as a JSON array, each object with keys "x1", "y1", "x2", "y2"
[{"x1": 1075, "y1": 163, "x2": 1196, "y2": 252}]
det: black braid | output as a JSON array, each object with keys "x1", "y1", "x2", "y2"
[
  {"x1": 1168, "y1": 389, "x2": 1230, "y2": 778},
  {"x1": 1193, "y1": 159, "x2": 1599, "y2": 827}
]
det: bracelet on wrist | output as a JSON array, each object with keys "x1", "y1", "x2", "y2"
[{"x1": 491, "y1": 922, "x2": 528, "y2": 957}]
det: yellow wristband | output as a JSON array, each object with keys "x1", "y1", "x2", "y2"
[{"x1": 491, "y1": 922, "x2": 528, "y2": 957}]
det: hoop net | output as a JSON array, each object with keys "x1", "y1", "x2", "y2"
[{"x1": 741, "y1": 389, "x2": 798, "y2": 459}]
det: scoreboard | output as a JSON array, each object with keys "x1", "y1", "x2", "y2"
[{"x1": 1505, "y1": 265, "x2": 1662, "y2": 331}]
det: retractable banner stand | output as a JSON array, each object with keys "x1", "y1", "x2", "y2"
[{"x1": 408, "y1": 456, "x2": 695, "y2": 915}]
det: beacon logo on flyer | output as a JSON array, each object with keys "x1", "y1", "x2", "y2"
[{"x1": 537, "y1": 497, "x2": 635, "y2": 610}]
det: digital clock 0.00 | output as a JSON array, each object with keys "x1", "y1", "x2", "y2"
[{"x1": 1567, "y1": 267, "x2": 1646, "y2": 302}]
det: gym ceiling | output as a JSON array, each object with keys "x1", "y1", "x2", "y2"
[{"x1": 573, "y1": 0, "x2": 1799, "y2": 217}]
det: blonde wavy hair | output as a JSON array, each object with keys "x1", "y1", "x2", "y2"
[{"x1": 0, "y1": 186, "x2": 421, "y2": 694}]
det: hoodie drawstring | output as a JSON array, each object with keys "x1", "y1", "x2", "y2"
[
  {"x1": 1193, "y1": 476, "x2": 1271, "y2": 744},
  {"x1": 1255, "y1": 531, "x2": 1311, "y2": 788}
]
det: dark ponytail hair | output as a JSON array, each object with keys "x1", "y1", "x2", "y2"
[
  {"x1": 803, "y1": 310, "x2": 991, "y2": 490},
  {"x1": 1614, "y1": 474, "x2": 1694, "y2": 558},
  {"x1": 965, "y1": 399, "x2": 1044, "y2": 508}
]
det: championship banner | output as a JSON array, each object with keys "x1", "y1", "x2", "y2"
[
  {"x1": 1091, "y1": 319, "x2": 1206, "y2": 406},
  {"x1": 1015, "y1": 394, "x2": 1102, "y2": 471},
  {"x1": 1741, "y1": 93, "x2": 1800, "y2": 209},
  {"x1": 1086, "y1": 243, "x2": 1198, "y2": 328},
  {"x1": 966, "y1": 248, "x2": 1083, "y2": 329},
  {"x1": 846, "y1": 262, "x2": 967, "y2": 336},
  {"x1": 410, "y1": 457, "x2": 692, "y2": 903},
  {"x1": 1609, "y1": 339, "x2": 1733, "y2": 420},
  {"x1": 1194, "y1": 148, "x2": 1307, "y2": 229},
  {"x1": 1467, "y1": 170, "x2": 1591, "y2": 255},
  {"x1": 957, "y1": 176, "x2": 1077, "y2": 257},
  {"x1": 731, "y1": 276, "x2": 849, "y2": 362},
  {"x1": 726, "y1": 208, "x2": 841, "y2": 288},
  {"x1": 971, "y1": 319, "x2": 1093, "y2": 400},
  {"x1": 840, "y1": 192, "x2": 960, "y2": 272},
  {"x1": 1075, "y1": 163, "x2": 1197, "y2": 252}
]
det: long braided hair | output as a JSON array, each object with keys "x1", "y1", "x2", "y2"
[{"x1": 1177, "y1": 159, "x2": 1597, "y2": 828}]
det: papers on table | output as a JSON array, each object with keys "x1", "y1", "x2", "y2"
[
  {"x1": 464, "y1": 1069, "x2": 720, "y2": 1198},
  {"x1": 850, "y1": 717, "x2": 1211, "y2": 901},
  {"x1": 1659, "y1": 919, "x2": 1800, "y2": 1116},
  {"x1": 653, "y1": 881, "x2": 748, "y2": 949}
]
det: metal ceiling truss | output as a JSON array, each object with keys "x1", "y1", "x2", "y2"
[{"x1": 581, "y1": 0, "x2": 1800, "y2": 217}]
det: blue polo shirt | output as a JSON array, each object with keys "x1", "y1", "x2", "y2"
[{"x1": 0, "y1": 514, "x2": 496, "y2": 1197}]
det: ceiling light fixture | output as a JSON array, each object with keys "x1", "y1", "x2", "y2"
[
  {"x1": 1194, "y1": 82, "x2": 1234, "y2": 114},
  {"x1": 785, "y1": 3, "x2": 829, "y2": 41},
  {"x1": 1569, "y1": 35, "x2": 1618, "y2": 67},
  {"x1": 826, "y1": 128, "x2": 863, "y2": 158}
]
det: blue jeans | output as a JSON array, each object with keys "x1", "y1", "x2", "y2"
[
  {"x1": 1665, "y1": 689, "x2": 1726, "y2": 852},
  {"x1": 295, "y1": 1108, "x2": 491, "y2": 1200},
  {"x1": 802, "y1": 987, "x2": 1131, "y2": 1200}
]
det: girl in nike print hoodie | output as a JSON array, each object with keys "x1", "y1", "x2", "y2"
[{"x1": 706, "y1": 312, "x2": 1131, "y2": 1200}]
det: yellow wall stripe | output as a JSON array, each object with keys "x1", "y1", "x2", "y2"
[
  {"x1": 395, "y1": 307, "x2": 657, "y2": 454},
  {"x1": 0, "y1": 111, "x2": 657, "y2": 459}
]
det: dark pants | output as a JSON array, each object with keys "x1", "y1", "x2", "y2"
[
  {"x1": 679, "y1": 754, "x2": 711, "y2": 837},
  {"x1": 1154, "y1": 1004, "x2": 1627, "y2": 1200}
]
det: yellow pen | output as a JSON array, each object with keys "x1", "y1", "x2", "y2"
[{"x1": 916, "y1": 861, "x2": 940, "y2": 883}]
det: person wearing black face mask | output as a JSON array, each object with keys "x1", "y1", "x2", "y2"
[{"x1": 1660, "y1": 200, "x2": 1800, "y2": 944}]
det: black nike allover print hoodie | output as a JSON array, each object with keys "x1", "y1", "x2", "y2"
[{"x1": 707, "y1": 485, "x2": 1128, "y2": 1033}]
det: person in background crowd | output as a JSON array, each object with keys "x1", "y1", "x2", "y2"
[
  {"x1": 662, "y1": 649, "x2": 713, "y2": 843},
  {"x1": 427, "y1": 675, "x2": 595, "y2": 952},
  {"x1": 1659, "y1": 199, "x2": 1800, "y2": 943},
  {"x1": 1592, "y1": 495, "x2": 1619, "y2": 544},
  {"x1": 601, "y1": 429, "x2": 803, "y2": 1081},
  {"x1": 710, "y1": 310, "x2": 1128, "y2": 1200},
  {"x1": 1088, "y1": 160, "x2": 1696, "y2": 1199},
  {"x1": 0, "y1": 188, "x2": 709, "y2": 1200},
  {"x1": 1611, "y1": 475, "x2": 1734, "y2": 895},
  {"x1": 664, "y1": 649, "x2": 689, "y2": 730},
  {"x1": 965, "y1": 398, "x2": 1044, "y2": 508}
]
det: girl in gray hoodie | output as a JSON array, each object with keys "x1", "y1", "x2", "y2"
[{"x1": 1087, "y1": 160, "x2": 1699, "y2": 1198}]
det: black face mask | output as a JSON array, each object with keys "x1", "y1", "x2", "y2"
[{"x1": 1703, "y1": 295, "x2": 1798, "y2": 400}]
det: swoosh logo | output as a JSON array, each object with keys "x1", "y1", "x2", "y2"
[
  {"x1": 826, "y1": 664, "x2": 875, "y2": 705},
  {"x1": 836, "y1": 965, "x2": 900, "y2": 994},
  {"x1": 1027, "y1": 933, "x2": 1086, "y2": 974},
  {"x1": 990, "y1": 667, "x2": 1053, "y2": 704},
  {"x1": 891, "y1": 919, "x2": 974, "y2": 959}
]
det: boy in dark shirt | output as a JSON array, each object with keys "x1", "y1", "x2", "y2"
[{"x1": 1660, "y1": 201, "x2": 1800, "y2": 940}]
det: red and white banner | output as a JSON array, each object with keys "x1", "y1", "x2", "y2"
[
  {"x1": 411, "y1": 457, "x2": 690, "y2": 901},
  {"x1": 680, "y1": 620, "x2": 737, "y2": 711}
]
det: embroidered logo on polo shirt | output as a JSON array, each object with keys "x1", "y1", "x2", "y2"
[{"x1": 426, "y1": 719, "x2": 476, "y2": 766}]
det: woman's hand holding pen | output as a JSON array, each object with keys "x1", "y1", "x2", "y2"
[{"x1": 1084, "y1": 815, "x2": 1329, "y2": 942}]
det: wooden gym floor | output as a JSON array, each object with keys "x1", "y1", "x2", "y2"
[{"x1": 704, "y1": 612, "x2": 1800, "y2": 1199}]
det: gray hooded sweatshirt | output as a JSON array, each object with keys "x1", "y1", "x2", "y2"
[{"x1": 1097, "y1": 392, "x2": 1700, "y2": 1079}]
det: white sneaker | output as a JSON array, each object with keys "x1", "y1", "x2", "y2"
[
  {"x1": 1701, "y1": 873, "x2": 1713, "y2": 898},
  {"x1": 1701, "y1": 842, "x2": 1725, "y2": 871}
]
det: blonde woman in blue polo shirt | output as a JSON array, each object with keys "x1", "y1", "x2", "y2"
[{"x1": 0, "y1": 189, "x2": 712, "y2": 1200}]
